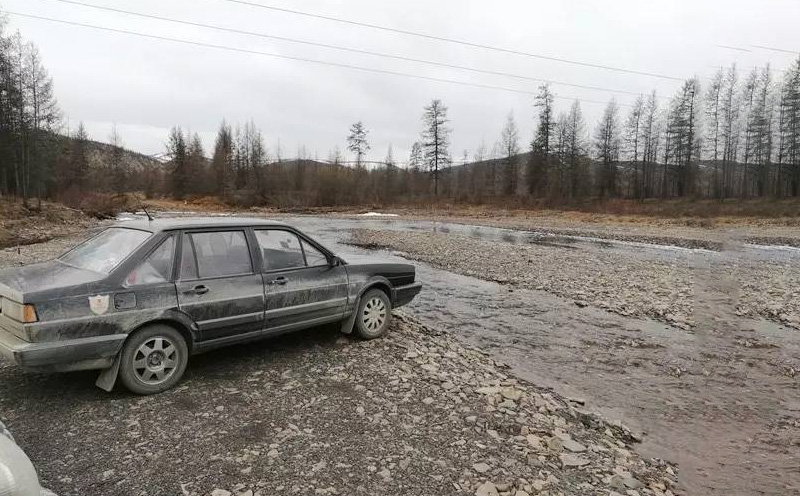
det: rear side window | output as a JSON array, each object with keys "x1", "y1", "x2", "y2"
[
  {"x1": 255, "y1": 230, "x2": 308, "y2": 271},
  {"x1": 125, "y1": 235, "x2": 175, "y2": 286},
  {"x1": 60, "y1": 227, "x2": 151, "y2": 274},
  {"x1": 181, "y1": 231, "x2": 252, "y2": 279}
]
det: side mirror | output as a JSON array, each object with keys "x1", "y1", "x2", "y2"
[{"x1": 329, "y1": 255, "x2": 343, "y2": 266}]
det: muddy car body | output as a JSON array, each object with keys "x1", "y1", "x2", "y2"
[{"x1": 0, "y1": 217, "x2": 421, "y2": 394}]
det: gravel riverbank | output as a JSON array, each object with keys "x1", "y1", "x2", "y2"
[
  {"x1": 349, "y1": 229, "x2": 695, "y2": 327},
  {"x1": 348, "y1": 229, "x2": 800, "y2": 329}
]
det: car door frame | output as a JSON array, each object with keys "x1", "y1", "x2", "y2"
[
  {"x1": 175, "y1": 226, "x2": 266, "y2": 348},
  {"x1": 254, "y1": 227, "x2": 348, "y2": 336}
]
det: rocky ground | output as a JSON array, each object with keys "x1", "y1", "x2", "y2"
[
  {"x1": 348, "y1": 229, "x2": 800, "y2": 330},
  {"x1": 0, "y1": 315, "x2": 676, "y2": 496}
]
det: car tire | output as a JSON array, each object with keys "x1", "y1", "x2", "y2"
[
  {"x1": 354, "y1": 289, "x2": 392, "y2": 340},
  {"x1": 119, "y1": 324, "x2": 189, "y2": 395}
]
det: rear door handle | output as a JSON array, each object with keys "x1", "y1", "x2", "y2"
[
  {"x1": 185, "y1": 284, "x2": 209, "y2": 295},
  {"x1": 269, "y1": 276, "x2": 288, "y2": 285}
]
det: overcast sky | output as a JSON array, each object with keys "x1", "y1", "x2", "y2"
[{"x1": 3, "y1": 0, "x2": 799, "y2": 162}]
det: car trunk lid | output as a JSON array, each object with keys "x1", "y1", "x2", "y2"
[
  {"x1": 0, "y1": 259, "x2": 104, "y2": 300},
  {"x1": 0, "y1": 260, "x2": 105, "y2": 342}
]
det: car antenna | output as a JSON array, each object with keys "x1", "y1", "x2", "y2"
[{"x1": 133, "y1": 193, "x2": 154, "y2": 222}]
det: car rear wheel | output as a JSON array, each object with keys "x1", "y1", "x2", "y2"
[
  {"x1": 119, "y1": 324, "x2": 188, "y2": 395},
  {"x1": 354, "y1": 289, "x2": 392, "y2": 339}
]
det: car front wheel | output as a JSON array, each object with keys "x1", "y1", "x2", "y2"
[
  {"x1": 354, "y1": 289, "x2": 392, "y2": 339},
  {"x1": 119, "y1": 324, "x2": 189, "y2": 395}
]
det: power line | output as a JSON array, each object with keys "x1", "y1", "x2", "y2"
[
  {"x1": 752, "y1": 45, "x2": 799, "y2": 55},
  {"x1": 37, "y1": 0, "x2": 655, "y2": 98},
  {"x1": 716, "y1": 44, "x2": 751, "y2": 53},
  {"x1": 7, "y1": 11, "x2": 631, "y2": 107},
  {"x1": 216, "y1": 0, "x2": 683, "y2": 82}
]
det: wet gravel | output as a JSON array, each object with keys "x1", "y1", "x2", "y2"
[
  {"x1": 0, "y1": 315, "x2": 677, "y2": 496},
  {"x1": 350, "y1": 229, "x2": 694, "y2": 326},
  {"x1": 348, "y1": 229, "x2": 800, "y2": 330}
]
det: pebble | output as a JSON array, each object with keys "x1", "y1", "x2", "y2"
[
  {"x1": 501, "y1": 387, "x2": 523, "y2": 401},
  {"x1": 559, "y1": 454, "x2": 590, "y2": 468},
  {"x1": 475, "y1": 481, "x2": 499, "y2": 496},
  {"x1": 561, "y1": 438, "x2": 587, "y2": 453}
]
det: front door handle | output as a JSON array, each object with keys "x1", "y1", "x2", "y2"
[
  {"x1": 185, "y1": 284, "x2": 209, "y2": 295},
  {"x1": 269, "y1": 276, "x2": 288, "y2": 285}
]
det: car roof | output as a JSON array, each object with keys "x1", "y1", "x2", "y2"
[{"x1": 111, "y1": 216, "x2": 292, "y2": 233}]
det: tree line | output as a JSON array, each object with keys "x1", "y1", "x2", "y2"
[
  {"x1": 3, "y1": 12, "x2": 800, "y2": 209},
  {"x1": 161, "y1": 59, "x2": 800, "y2": 207},
  {"x1": 0, "y1": 17, "x2": 59, "y2": 206}
]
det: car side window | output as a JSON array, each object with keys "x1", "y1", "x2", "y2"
[
  {"x1": 186, "y1": 231, "x2": 252, "y2": 279},
  {"x1": 255, "y1": 230, "x2": 307, "y2": 271},
  {"x1": 302, "y1": 240, "x2": 328, "y2": 267},
  {"x1": 180, "y1": 233, "x2": 198, "y2": 280},
  {"x1": 125, "y1": 235, "x2": 175, "y2": 286}
]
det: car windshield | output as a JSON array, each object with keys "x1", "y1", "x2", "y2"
[{"x1": 59, "y1": 227, "x2": 151, "y2": 274}]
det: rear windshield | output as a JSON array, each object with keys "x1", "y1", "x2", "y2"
[{"x1": 59, "y1": 227, "x2": 151, "y2": 274}]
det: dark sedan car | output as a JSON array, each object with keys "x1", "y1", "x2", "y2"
[{"x1": 0, "y1": 218, "x2": 421, "y2": 394}]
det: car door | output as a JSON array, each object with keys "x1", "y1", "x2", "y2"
[
  {"x1": 176, "y1": 229, "x2": 265, "y2": 342},
  {"x1": 254, "y1": 228, "x2": 348, "y2": 334},
  {"x1": 118, "y1": 232, "x2": 179, "y2": 317}
]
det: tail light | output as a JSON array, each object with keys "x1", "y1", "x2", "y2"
[
  {"x1": 1, "y1": 299, "x2": 38, "y2": 323},
  {"x1": 22, "y1": 304, "x2": 38, "y2": 323}
]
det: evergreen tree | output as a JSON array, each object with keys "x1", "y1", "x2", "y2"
[
  {"x1": 211, "y1": 120, "x2": 233, "y2": 199},
  {"x1": 595, "y1": 99, "x2": 621, "y2": 197},
  {"x1": 500, "y1": 111, "x2": 520, "y2": 196},
  {"x1": 421, "y1": 99, "x2": 450, "y2": 196},
  {"x1": 565, "y1": 100, "x2": 588, "y2": 199},
  {"x1": 347, "y1": 121, "x2": 370, "y2": 167},
  {"x1": 167, "y1": 126, "x2": 188, "y2": 199},
  {"x1": 528, "y1": 84, "x2": 555, "y2": 197}
]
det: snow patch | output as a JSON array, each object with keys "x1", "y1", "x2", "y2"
[{"x1": 358, "y1": 212, "x2": 399, "y2": 217}]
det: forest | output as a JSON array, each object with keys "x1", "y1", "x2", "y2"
[{"x1": 2, "y1": 15, "x2": 800, "y2": 210}]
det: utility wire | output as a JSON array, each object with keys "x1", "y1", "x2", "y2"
[
  {"x1": 7, "y1": 11, "x2": 631, "y2": 107},
  {"x1": 752, "y1": 45, "x2": 799, "y2": 55},
  {"x1": 37, "y1": 0, "x2": 654, "y2": 98},
  {"x1": 216, "y1": 0, "x2": 683, "y2": 81},
  {"x1": 716, "y1": 44, "x2": 751, "y2": 53}
]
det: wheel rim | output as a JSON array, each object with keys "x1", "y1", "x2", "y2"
[
  {"x1": 132, "y1": 336, "x2": 179, "y2": 385},
  {"x1": 362, "y1": 296, "x2": 387, "y2": 333}
]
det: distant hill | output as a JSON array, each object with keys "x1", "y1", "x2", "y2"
[{"x1": 79, "y1": 137, "x2": 165, "y2": 174}]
